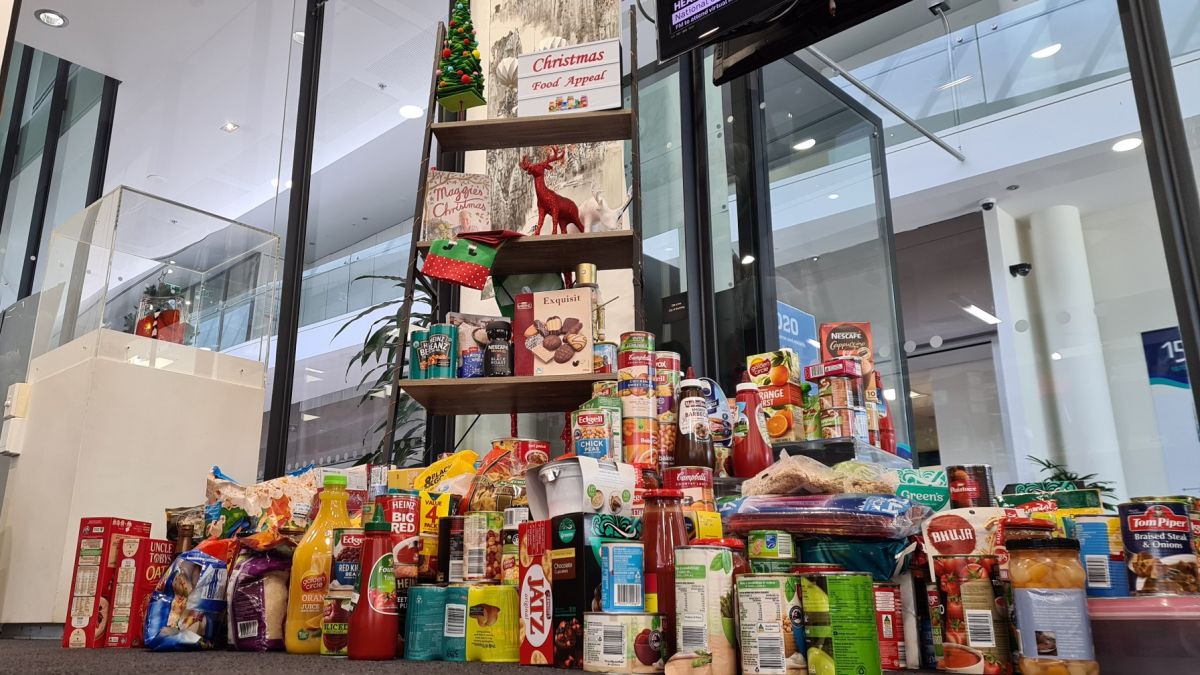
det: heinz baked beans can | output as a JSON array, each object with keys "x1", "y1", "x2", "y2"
[
  {"x1": 594, "y1": 342, "x2": 618, "y2": 374},
  {"x1": 1119, "y1": 499, "x2": 1198, "y2": 595},
  {"x1": 801, "y1": 572, "x2": 883, "y2": 675},
  {"x1": 735, "y1": 574, "x2": 803, "y2": 675},
  {"x1": 618, "y1": 332, "x2": 656, "y2": 419},
  {"x1": 622, "y1": 417, "x2": 659, "y2": 468},
  {"x1": 409, "y1": 330, "x2": 428, "y2": 380},
  {"x1": 946, "y1": 464, "x2": 996, "y2": 508},
  {"x1": 583, "y1": 612, "x2": 665, "y2": 673},
  {"x1": 424, "y1": 323, "x2": 457, "y2": 379},
  {"x1": 873, "y1": 582, "x2": 906, "y2": 671}
]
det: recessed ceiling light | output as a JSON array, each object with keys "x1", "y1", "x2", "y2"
[
  {"x1": 34, "y1": 9, "x2": 67, "y2": 27},
  {"x1": 741, "y1": 254, "x2": 756, "y2": 265},
  {"x1": 1112, "y1": 137, "x2": 1143, "y2": 152},
  {"x1": 937, "y1": 75, "x2": 974, "y2": 91},
  {"x1": 1051, "y1": 352, "x2": 1063, "y2": 360},
  {"x1": 219, "y1": 121, "x2": 240, "y2": 133},
  {"x1": 1006, "y1": 184, "x2": 1020, "y2": 191},
  {"x1": 399, "y1": 105, "x2": 424, "y2": 119},
  {"x1": 1031, "y1": 43, "x2": 1062, "y2": 59},
  {"x1": 811, "y1": 256, "x2": 820, "y2": 262},
  {"x1": 962, "y1": 304, "x2": 1002, "y2": 325},
  {"x1": 793, "y1": 138, "x2": 816, "y2": 151},
  {"x1": 827, "y1": 193, "x2": 840, "y2": 200},
  {"x1": 292, "y1": 31, "x2": 305, "y2": 45}
]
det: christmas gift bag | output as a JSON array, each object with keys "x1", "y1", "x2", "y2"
[{"x1": 421, "y1": 238, "x2": 496, "y2": 290}]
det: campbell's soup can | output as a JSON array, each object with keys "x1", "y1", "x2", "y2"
[
  {"x1": 873, "y1": 582, "x2": 905, "y2": 671},
  {"x1": 946, "y1": 464, "x2": 996, "y2": 508},
  {"x1": 438, "y1": 516, "x2": 466, "y2": 583},
  {"x1": 734, "y1": 574, "x2": 803, "y2": 675},
  {"x1": 622, "y1": 417, "x2": 659, "y2": 467},
  {"x1": 674, "y1": 546, "x2": 736, "y2": 673},
  {"x1": 594, "y1": 342, "x2": 618, "y2": 374},
  {"x1": 492, "y1": 437, "x2": 551, "y2": 472},
  {"x1": 801, "y1": 572, "x2": 883, "y2": 675},
  {"x1": 1119, "y1": 499, "x2": 1198, "y2": 595},
  {"x1": 618, "y1": 332, "x2": 656, "y2": 418},
  {"x1": 584, "y1": 612, "x2": 665, "y2": 673},
  {"x1": 663, "y1": 466, "x2": 716, "y2": 513}
]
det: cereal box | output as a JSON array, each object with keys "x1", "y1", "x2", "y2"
[
  {"x1": 746, "y1": 349, "x2": 803, "y2": 386},
  {"x1": 514, "y1": 289, "x2": 594, "y2": 376},
  {"x1": 105, "y1": 537, "x2": 174, "y2": 648},
  {"x1": 519, "y1": 519, "x2": 554, "y2": 666},
  {"x1": 62, "y1": 517, "x2": 152, "y2": 649}
]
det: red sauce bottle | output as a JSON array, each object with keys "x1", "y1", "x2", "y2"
[
  {"x1": 641, "y1": 489, "x2": 690, "y2": 657},
  {"x1": 348, "y1": 508, "x2": 397, "y2": 660},
  {"x1": 733, "y1": 382, "x2": 774, "y2": 478}
]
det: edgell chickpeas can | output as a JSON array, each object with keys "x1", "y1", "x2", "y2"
[
  {"x1": 748, "y1": 530, "x2": 795, "y2": 561},
  {"x1": 601, "y1": 542, "x2": 645, "y2": 612},
  {"x1": 672, "y1": 546, "x2": 737, "y2": 675},
  {"x1": 872, "y1": 582, "x2": 906, "y2": 671},
  {"x1": 735, "y1": 574, "x2": 804, "y2": 675},
  {"x1": 405, "y1": 585, "x2": 446, "y2": 661},
  {"x1": 584, "y1": 613, "x2": 666, "y2": 674},
  {"x1": 801, "y1": 571, "x2": 882, "y2": 675}
]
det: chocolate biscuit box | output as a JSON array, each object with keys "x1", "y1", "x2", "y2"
[{"x1": 514, "y1": 289, "x2": 594, "y2": 376}]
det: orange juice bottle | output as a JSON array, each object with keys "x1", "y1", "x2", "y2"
[{"x1": 285, "y1": 472, "x2": 353, "y2": 653}]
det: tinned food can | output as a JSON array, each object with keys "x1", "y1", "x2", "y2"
[
  {"x1": 443, "y1": 584, "x2": 469, "y2": 661},
  {"x1": 492, "y1": 437, "x2": 551, "y2": 473},
  {"x1": 818, "y1": 407, "x2": 868, "y2": 442},
  {"x1": 438, "y1": 516, "x2": 466, "y2": 583},
  {"x1": 329, "y1": 528, "x2": 364, "y2": 596},
  {"x1": 1075, "y1": 515, "x2": 1128, "y2": 597},
  {"x1": 423, "y1": 323, "x2": 457, "y2": 379},
  {"x1": 601, "y1": 542, "x2": 645, "y2": 612},
  {"x1": 663, "y1": 466, "x2": 716, "y2": 513},
  {"x1": 735, "y1": 574, "x2": 804, "y2": 675},
  {"x1": 584, "y1": 612, "x2": 665, "y2": 673},
  {"x1": 801, "y1": 571, "x2": 883, "y2": 675},
  {"x1": 1119, "y1": 499, "x2": 1198, "y2": 595},
  {"x1": 594, "y1": 342, "x2": 618, "y2": 374},
  {"x1": 594, "y1": 380, "x2": 620, "y2": 397},
  {"x1": 618, "y1": 332, "x2": 657, "y2": 419},
  {"x1": 747, "y1": 530, "x2": 795, "y2": 561},
  {"x1": 464, "y1": 511, "x2": 503, "y2": 582},
  {"x1": 320, "y1": 596, "x2": 353, "y2": 657},
  {"x1": 946, "y1": 464, "x2": 997, "y2": 508},
  {"x1": 622, "y1": 417, "x2": 659, "y2": 468},
  {"x1": 653, "y1": 351, "x2": 681, "y2": 469},
  {"x1": 466, "y1": 584, "x2": 519, "y2": 662},
  {"x1": 405, "y1": 585, "x2": 447, "y2": 661},
  {"x1": 574, "y1": 410, "x2": 617, "y2": 460},
  {"x1": 409, "y1": 330, "x2": 428, "y2": 380},
  {"x1": 872, "y1": 582, "x2": 906, "y2": 671},
  {"x1": 672, "y1": 546, "x2": 737, "y2": 675}
]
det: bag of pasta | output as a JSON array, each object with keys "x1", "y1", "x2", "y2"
[{"x1": 143, "y1": 550, "x2": 228, "y2": 651}]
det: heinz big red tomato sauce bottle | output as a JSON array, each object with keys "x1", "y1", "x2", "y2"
[
  {"x1": 285, "y1": 473, "x2": 353, "y2": 653},
  {"x1": 348, "y1": 507, "x2": 398, "y2": 660}
]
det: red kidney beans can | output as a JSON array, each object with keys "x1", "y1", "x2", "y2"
[
  {"x1": 1119, "y1": 499, "x2": 1198, "y2": 595},
  {"x1": 873, "y1": 582, "x2": 906, "y2": 671},
  {"x1": 438, "y1": 515, "x2": 466, "y2": 583},
  {"x1": 946, "y1": 464, "x2": 996, "y2": 508}
]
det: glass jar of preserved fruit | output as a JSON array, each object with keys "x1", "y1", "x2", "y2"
[{"x1": 1008, "y1": 538, "x2": 1100, "y2": 675}]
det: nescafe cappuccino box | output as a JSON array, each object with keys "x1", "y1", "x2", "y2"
[{"x1": 819, "y1": 322, "x2": 874, "y2": 374}]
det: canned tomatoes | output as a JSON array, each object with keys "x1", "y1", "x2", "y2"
[
  {"x1": 601, "y1": 542, "x2": 645, "y2": 612},
  {"x1": 464, "y1": 511, "x2": 503, "y2": 582},
  {"x1": 594, "y1": 342, "x2": 618, "y2": 374},
  {"x1": 584, "y1": 612, "x2": 665, "y2": 673},
  {"x1": 747, "y1": 530, "x2": 794, "y2": 560},
  {"x1": 622, "y1": 417, "x2": 659, "y2": 467},
  {"x1": 574, "y1": 410, "x2": 616, "y2": 460},
  {"x1": 735, "y1": 574, "x2": 803, "y2": 675},
  {"x1": 873, "y1": 582, "x2": 906, "y2": 671},
  {"x1": 1119, "y1": 499, "x2": 1198, "y2": 595},
  {"x1": 801, "y1": 571, "x2": 883, "y2": 675}
]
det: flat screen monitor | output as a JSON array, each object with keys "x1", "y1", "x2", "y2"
[{"x1": 654, "y1": 0, "x2": 790, "y2": 63}]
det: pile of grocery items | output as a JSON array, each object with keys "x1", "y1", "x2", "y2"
[{"x1": 60, "y1": 328, "x2": 1199, "y2": 675}]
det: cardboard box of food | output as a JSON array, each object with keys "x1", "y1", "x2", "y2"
[
  {"x1": 746, "y1": 349, "x2": 803, "y2": 386},
  {"x1": 62, "y1": 517, "x2": 153, "y2": 649},
  {"x1": 105, "y1": 537, "x2": 174, "y2": 648},
  {"x1": 547, "y1": 513, "x2": 642, "y2": 668},
  {"x1": 519, "y1": 519, "x2": 554, "y2": 666},
  {"x1": 763, "y1": 403, "x2": 806, "y2": 444},
  {"x1": 819, "y1": 322, "x2": 874, "y2": 374},
  {"x1": 514, "y1": 289, "x2": 594, "y2": 376}
]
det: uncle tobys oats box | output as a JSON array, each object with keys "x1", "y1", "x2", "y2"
[{"x1": 62, "y1": 517, "x2": 152, "y2": 648}]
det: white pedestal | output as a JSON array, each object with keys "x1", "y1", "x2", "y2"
[{"x1": 0, "y1": 328, "x2": 264, "y2": 624}]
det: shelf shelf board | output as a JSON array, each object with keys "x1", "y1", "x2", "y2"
[
  {"x1": 418, "y1": 230, "x2": 637, "y2": 276},
  {"x1": 430, "y1": 109, "x2": 634, "y2": 151},
  {"x1": 399, "y1": 372, "x2": 611, "y2": 416}
]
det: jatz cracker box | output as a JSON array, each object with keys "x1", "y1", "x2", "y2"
[
  {"x1": 519, "y1": 519, "x2": 554, "y2": 666},
  {"x1": 546, "y1": 513, "x2": 641, "y2": 668},
  {"x1": 514, "y1": 289, "x2": 594, "y2": 376},
  {"x1": 62, "y1": 517, "x2": 152, "y2": 649},
  {"x1": 105, "y1": 537, "x2": 175, "y2": 648}
]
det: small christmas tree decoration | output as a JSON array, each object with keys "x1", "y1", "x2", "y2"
[{"x1": 436, "y1": 2, "x2": 485, "y2": 111}]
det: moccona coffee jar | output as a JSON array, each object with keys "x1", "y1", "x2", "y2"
[{"x1": 1007, "y1": 538, "x2": 1100, "y2": 675}]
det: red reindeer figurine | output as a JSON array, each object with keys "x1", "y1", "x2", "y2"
[{"x1": 519, "y1": 145, "x2": 584, "y2": 235}]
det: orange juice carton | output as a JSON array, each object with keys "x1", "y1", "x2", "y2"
[
  {"x1": 763, "y1": 403, "x2": 805, "y2": 444},
  {"x1": 746, "y1": 349, "x2": 803, "y2": 386},
  {"x1": 62, "y1": 517, "x2": 153, "y2": 648}
]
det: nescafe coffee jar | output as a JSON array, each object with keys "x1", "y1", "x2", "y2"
[{"x1": 484, "y1": 320, "x2": 513, "y2": 377}]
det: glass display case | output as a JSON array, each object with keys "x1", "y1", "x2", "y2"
[{"x1": 32, "y1": 186, "x2": 279, "y2": 366}]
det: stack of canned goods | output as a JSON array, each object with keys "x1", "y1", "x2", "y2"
[{"x1": 618, "y1": 332, "x2": 659, "y2": 468}]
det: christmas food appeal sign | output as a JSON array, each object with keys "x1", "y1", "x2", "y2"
[{"x1": 517, "y1": 38, "x2": 621, "y2": 118}]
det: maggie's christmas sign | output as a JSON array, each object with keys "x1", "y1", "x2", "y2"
[{"x1": 517, "y1": 38, "x2": 621, "y2": 118}]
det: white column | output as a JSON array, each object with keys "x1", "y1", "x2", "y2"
[{"x1": 1027, "y1": 205, "x2": 1128, "y2": 496}]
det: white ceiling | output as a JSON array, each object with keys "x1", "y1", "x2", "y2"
[{"x1": 15, "y1": 0, "x2": 442, "y2": 263}]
